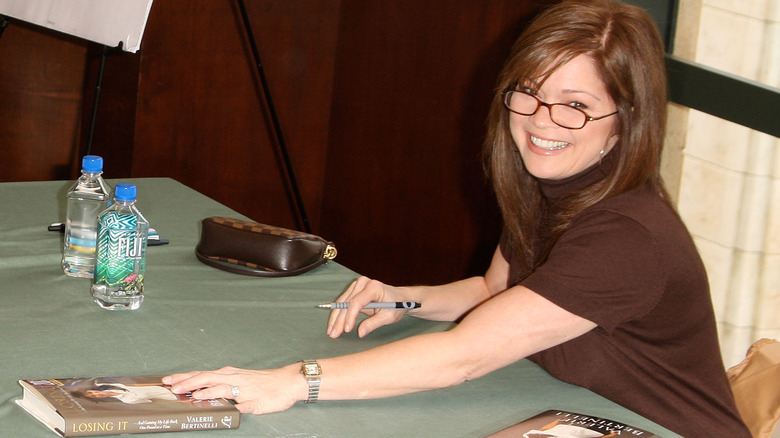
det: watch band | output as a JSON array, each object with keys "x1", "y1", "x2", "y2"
[{"x1": 301, "y1": 359, "x2": 322, "y2": 403}]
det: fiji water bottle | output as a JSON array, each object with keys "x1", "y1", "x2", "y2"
[
  {"x1": 91, "y1": 183, "x2": 149, "y2": 310},
  {"x1": 62, "y1": 155, "x2": 112, "y2": 277}
]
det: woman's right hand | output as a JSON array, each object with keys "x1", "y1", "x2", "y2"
[{"x1": 326, "y1": 276, "x2": 410, "y2": 338}]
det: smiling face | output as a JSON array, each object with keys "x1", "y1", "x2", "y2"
[{"x1": 509, "y1": 54, "x2": 619, "y2": 180}]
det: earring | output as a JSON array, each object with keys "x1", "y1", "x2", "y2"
[{"x1": 599, "y1": 148, "x2": 604, "y2": 166}]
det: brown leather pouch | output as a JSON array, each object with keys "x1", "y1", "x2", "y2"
[{"x1": 195, "y1": 217, "x2": 337, "y2": 277}]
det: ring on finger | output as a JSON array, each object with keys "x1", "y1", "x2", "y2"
[{"x1": 230, "y1": 385, "x2": 240, "y2": 398}]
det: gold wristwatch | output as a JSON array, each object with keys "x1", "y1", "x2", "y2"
[{"x1": 301, "y1": 359, "x2": 322, "y2": 403}]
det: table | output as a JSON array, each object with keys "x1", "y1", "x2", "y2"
[{"x1": 0, "y1": 178, "x2": 680, "y2": 437}]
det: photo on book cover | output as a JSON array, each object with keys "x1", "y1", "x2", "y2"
[{"x1": 25, "y1": 376, "x2": 213, "y2": 411}]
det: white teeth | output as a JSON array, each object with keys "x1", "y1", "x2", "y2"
[{"x1": 530, "y1": 135, "x2": 569, "y2": 150}]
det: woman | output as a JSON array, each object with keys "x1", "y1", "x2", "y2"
[
  {"x1": 164, "y1": 1, "x2": 750, "y2": 435},
  {"x1": 71, "y1": 380, "x2": 180, "y2": 404}
]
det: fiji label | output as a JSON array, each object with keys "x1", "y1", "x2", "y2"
[{"x1": 94, "y1": 212, "x2": 147, "y2": 287}]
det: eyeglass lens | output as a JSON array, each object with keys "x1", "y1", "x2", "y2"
[{"x1": 504, "y1": 91, "x2": 588, "y2": 129}]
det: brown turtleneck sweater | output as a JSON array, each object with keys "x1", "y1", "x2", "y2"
[{"x1": 499, "y1": 156, "x2": 750, "y2": 437}]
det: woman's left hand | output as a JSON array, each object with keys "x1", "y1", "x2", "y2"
[
  {"x1": 163, "y1": 364, "x2": 305, "y2": 415},
  {"x1": 327, "y1": 276, "x2": 409, "y2": 338}
]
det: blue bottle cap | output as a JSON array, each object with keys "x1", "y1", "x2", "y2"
[
  {"x1": 81, "y1": 155, "x2": 104, "y2": 173},
  {"x1": 114, "y1": 183, "x2": 137, "y2": 202}
]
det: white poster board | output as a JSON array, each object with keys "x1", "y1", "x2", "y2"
[{"x1": 0, "y1": 0, "x2": 153, "y2": 52}]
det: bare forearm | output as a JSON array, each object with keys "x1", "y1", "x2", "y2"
[
  {"x1": 317, "y1": 330, "x2": 477, "y2": 400},
  {"x1": 403, "y1": 276, "x2": 493, "y2": 322},
  {"x1": 407, "y1": 247, "x2": 509, "y2": 323}
]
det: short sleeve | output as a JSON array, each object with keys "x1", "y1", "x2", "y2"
[{"x1": 520, "y1": 210, "x2": 665, "y2": 333}]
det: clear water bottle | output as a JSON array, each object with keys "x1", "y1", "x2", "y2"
[
  {"x1": 62, "y1": 155, "x2": 112, "y2": 277},
  {"x1": 91, "y1": 183, "x2": 149, "y2": 310}
]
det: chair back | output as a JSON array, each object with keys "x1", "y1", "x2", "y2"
[{"x1": 727, "y1": 338, "x2": 780, "y2": 437}]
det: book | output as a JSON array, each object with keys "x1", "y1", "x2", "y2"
[
  {"x1": 486, "y1": 409, "x2": 662, "y2": 437},
  {"x1": 16, "y1": 376, "x2": 240, "y2": 436}
]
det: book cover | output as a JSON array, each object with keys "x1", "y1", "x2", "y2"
[
  {"x1": 486, "y1": 409, "x2": 662, "y2": 437},
  {"x1": 16, "y1": 376, "x2": 240, "y2": 437}
]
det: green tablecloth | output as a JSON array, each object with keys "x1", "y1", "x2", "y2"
[{"x1": 0, "y1": 178, "x2": 680, "y2": 437}]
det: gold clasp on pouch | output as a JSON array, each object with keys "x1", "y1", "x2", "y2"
[{"x1": 324, "y1": 244, "x2": 338, "y2": 260}]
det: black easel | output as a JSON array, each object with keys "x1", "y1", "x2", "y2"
[
  {"x1": 0, "y1": 15, "x2": 9, "y2": 39},
  {"x1": 235, "y1": 0, "x2": 312, "y2": 234},
  {"x1": 85, "y1": 43, "x2": 123, "y2": 157}
]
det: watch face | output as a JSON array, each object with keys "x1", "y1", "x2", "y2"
[{"x1": 304, "y1": 364, "x2": 319, "y2": 375}]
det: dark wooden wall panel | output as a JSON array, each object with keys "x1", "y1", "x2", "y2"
[
  {"x1": 0, "y1": 23, "x2": 87, "y2": 182},
  {"x1": 129, "y1": 0, "x2": 341, "y2": 230},
  {"x1": 320, "y1": 1, "x2": 545, "y2": 285},
  {"x1": 0, "y1": 0, "x2": 549, "y2": 286}
]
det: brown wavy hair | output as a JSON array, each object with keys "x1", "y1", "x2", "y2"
[{"x1": 484, "y1": 0, "x2": 670, "y2": 275}]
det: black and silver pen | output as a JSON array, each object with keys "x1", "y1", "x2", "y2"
[{"x1": 317, "y1": 301, "x2": 421, "y2": 310}]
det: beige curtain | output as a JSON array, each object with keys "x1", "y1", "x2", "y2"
[
  {"x1": 666, "y1": 0, "x2": 780, "y2": 367},
  {"x1": 677, "y1": 112, "x2": 780, "y2": 367}
]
